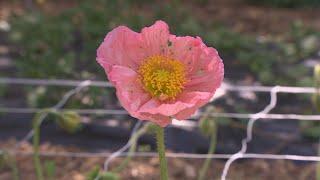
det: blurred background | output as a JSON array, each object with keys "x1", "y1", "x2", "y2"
[{"x1": 1, "y1": 0, "x2": 320, "y2": 179}]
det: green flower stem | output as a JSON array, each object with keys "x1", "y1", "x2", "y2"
[
  {"x1": 198, "y1": 121, "x2": 217, "y2": 180},
  {"x1": 155, "y1": 125, "x2": 169, "y2": 180},
  {"x1": 32, "y1": 109, "x2": 56, "y2": 180},
  {"x1": 33, "y1": 113, "x2": 44, "y2": 180},
  {"x1": 112, "y1": 123, "x2": 151, "y2": 173}
]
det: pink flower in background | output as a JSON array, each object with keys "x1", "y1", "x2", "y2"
[{"x1": 97, "y1": 20, "x2": 224, "y2": 127}]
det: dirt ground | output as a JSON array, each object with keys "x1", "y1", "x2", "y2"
[
  {"x1": 189, "y1": 0, "x2": 320, "y2": 35},
  {"x1": 0, "y1": 140, "x2": 316, "y2": 180}
]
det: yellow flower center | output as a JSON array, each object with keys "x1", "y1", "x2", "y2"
[{"x1": 138, "y1": 55, "x2": 187, "y2": 101}]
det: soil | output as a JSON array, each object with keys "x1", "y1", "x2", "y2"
[
  {"x1": 0, "y1": 140, "x2": 316, "y2": 180},
  {"x1": 189, "y1": 0, "x2": 320, "y2": 35}
]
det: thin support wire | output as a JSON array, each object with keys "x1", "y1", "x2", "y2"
[
  {"x1": 7, "y1": 150, "x2": 320, "y2": 162},
  {"x1": 221, "y1": 86, "x2": 280, "y2": 180},
  {"x1": 0, "y1": 77, "x2": 317, "y2": 93},
  {"x1": 3, "y1": 78, "x2": 320, "y2": 177},
  {"x1": 1, "y1": 108, "x2": 320, "y2": 122},
  {"x1": 103, "y1": 121, "x2": 143, "y2": 171},
  {"x1": 0, "y1": 77, "x2": 112, "y2": 87},
  {"x1": 12, "y1": 80, "x2": 92, "y2": 150}
]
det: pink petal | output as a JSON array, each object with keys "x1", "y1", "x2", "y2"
[
  {"x1": 97, "y1": 26, "x2": 146, "y2": 73},
  {"x1": 167, "y1": 35, "x2": 203, "y2": 72},
  {"x1": 185, "y1": 47, "x2": 224, "y2": 92},
  {"x1": 139, "y1": 113, "x2": 172, "y2": 127},
  {"x1": 174, "y1": 91, "x2": 212, "y2": 119},
  {"x1": 109, "y1": 65, "x2": 172, "y2": 127},
  {"x1": 138, "y1": 91, "x2": 212, "y2": 121},
  {"x1": 168, "y1": 35, "x2": 224, "y2": 92},
  {"x1": 140, "y1": 20, "x2": 170, "y2": 56},
  {"x1": 108, "y1": 65, "x2": 151, "y2": 118}
]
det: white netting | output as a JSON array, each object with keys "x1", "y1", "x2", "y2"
[{"x1": 1, "y1": 77, "x2": 320, "y2": 179}]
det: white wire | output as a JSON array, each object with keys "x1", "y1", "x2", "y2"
[
  {"x1": 0, "y1": 77, "x2": 317, "y2": 93},
  {"x1": 2, "y1": 77, "x2": 320, "y2": 178},
  {"x1": 221, "y1": 86, "x2": 280, "y2": 180},
  {"x1": 1, "y1": 108, "x2": 320, "y2": 122},
  {"x1": 12, "y1": 80, "x2": 92, "y2": 150},
  {"x1": 7, "y1": 150, "x2": 320, "y2": 162},
  {"x1": 103, "y1": 121, "x2": 142, "y2": 171},
  {"x1": 0, "y1": 77, "x2": 112, "y2": 87}
]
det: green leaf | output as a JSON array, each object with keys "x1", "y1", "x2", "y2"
[
  {"x1": 44, "y1": 160, "x2": 56, "y2": 180},
  {"x1": 86, "y1": 166, "x2": 100, "y2": 180}
]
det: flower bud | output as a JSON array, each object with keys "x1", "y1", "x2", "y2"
[{"x1": 56, "y1": 111, "x2": 82, "y2": 133}]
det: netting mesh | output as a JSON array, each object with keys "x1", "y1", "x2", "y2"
[{"x1": 1, "y1": 77, "x2": 320, "y2": 179}]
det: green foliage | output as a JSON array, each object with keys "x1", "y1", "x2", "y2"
[
  {"x1": 44, "y1": 160, "x2": 56, "y2": 180},
  {"x1": 10, "y1": 0, "x2": 149, "y2": 108},
  {"x1": 86, "y1": 166, "x2": 119, "y2": 180},
  {"x1": 86, "y1": 166, "x2": 101, "y2": 180},
  {"x1": 99, "y1": 172, "x2": 120, "y2": 180},
  {"x1": 301, "y1": 65, "x2": 320, "y2": 139},
  {"x1": 206, "y1": 22, "x2": 320, "y2": 86},
  {"x1": 199, "y1": 107, "x2": 216, "y2": 136},
  {"x1": 9, "y1": 0, "x2": 320, "y2": 108},
  {"x1": 199, "y1": 107, "x2": 232, "y2": 136},
  {"x1": 199, "y1": 115, "x2": 216, "y2": 137},
  {"x1": 301, "y1": 121, "x2": 320, "y2": 139}
]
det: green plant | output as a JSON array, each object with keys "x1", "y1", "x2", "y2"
[
  {"x1": 10, "y1": 0, "x2": 320, "y2": 110},
  {"x1": 198, "y1": 107, "x2": 218, "y2": 180},
  {"x1": 44, "y1": 160, "x2": 56, "y2": 180},
  {"x1": 86, "y1": 166, "x2": 119, "y2": 180},
  {"x1": 31, "y1": 109, "x2": 82, "y2": 180},
  {"x1": 10, "y1": 0, "x2": 150, "y2": 108},
  {"x1": 301, "y1": 65, "x2": 320, "y2": 139}
]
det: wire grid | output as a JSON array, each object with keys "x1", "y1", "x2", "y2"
[{"x1": 1, "y1": 77, "x2": 320, "y2": 179}]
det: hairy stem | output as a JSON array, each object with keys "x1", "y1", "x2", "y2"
[
  {"x1": 32, "y1": 109, "x2": 55, "y2": 180},
  {"x1": 33, "y1": 112, "x2": 44, "y2": 180},
  {"x1": 155, "y1": 125, "x2": 169, "y2": 180}
]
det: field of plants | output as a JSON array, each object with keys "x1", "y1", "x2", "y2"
[{"x1": 1, "y1": 0, "x2": 320, "y2": 179}]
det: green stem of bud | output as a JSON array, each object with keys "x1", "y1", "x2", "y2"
[
  {"x1": 32, "y1": 108, "x2": 56, "y2": 180},
  {"x1": 198, "y1": 120, "x2": 217, "y2": 180}
]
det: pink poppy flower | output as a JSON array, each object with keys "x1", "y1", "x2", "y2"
[{"x1": 97, "y1": 20, "x2": 224, "y2": 127}]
